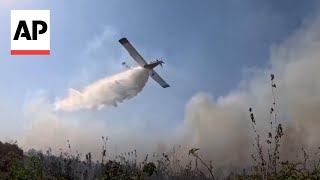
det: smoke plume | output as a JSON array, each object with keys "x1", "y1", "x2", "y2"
[
  {"x1": 179, "y1": 15, "x2": 320, "y2": 171},
  {"x1": 21, "y1": 92, "x2": 162, "y2": 159},
  {"x1": 55, "y1": 67, "x2": 150, "y2": 111}
]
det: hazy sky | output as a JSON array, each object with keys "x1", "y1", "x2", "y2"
[{"x1": 0, "y1": 0, "x2": 318, "y2": 148}]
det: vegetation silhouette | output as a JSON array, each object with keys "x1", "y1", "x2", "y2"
[{"x1": 1, "y1": 74, "x2": 320, "y2": 179}]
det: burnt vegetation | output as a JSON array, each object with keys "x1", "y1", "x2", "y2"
[{"x1": 1, "y1": 74, "x2": 320, "y2": 179}]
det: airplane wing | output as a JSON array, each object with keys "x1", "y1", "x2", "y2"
[
  {"x1": 150, "y1": 70, "x2": 170, "y2": 88},
  {"x1": 119, "y1": 38, "x2": 147, "y2": 66}
]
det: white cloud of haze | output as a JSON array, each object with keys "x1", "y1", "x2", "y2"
[
  {"x1": 55, "y1": 67, "x2": 150, "y2": 111},
  {"x1": 21, "y1": 92, "x2": 162, "y2": 159},
  {"x1": 181, "y1": 93, "x2": 252, "y2": 170},
  {"x1": 180, "y1": 15, "x2": 320, "y2": 171}
]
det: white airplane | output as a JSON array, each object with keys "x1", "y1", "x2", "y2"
[{"x1": 119, "y1": 37, "x2": 170, "y2": 88}]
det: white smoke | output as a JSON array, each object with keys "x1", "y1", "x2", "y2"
[
  {"x1": 20, "y1": 91, "x2": 164, "y2": 159},
  {"x1": 55, "y1": 67, "x2": 150, "y2": 111},
  {"x1": 178, "y1": 15, "x2": 320, "y2": 171}
]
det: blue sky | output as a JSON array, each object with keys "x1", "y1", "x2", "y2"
[{"x1": 0, "y1": 0, "x2": 317, "y2": 141}]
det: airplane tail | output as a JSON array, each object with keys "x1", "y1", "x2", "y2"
[{"x1": 122, "y1": 62, "x2": 131, "y2": 69}]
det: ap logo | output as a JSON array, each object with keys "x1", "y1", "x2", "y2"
[{"x1": 11, "y1": 10, "x2": 50, "y2": 55}]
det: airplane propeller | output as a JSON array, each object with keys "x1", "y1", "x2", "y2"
[{"x1": 156, "y1": 57, "x2": 165, "y2": 68}]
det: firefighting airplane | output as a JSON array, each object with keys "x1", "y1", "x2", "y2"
[{"x1": 119, "y1": 38, "x2": 170, "y2": 88}]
